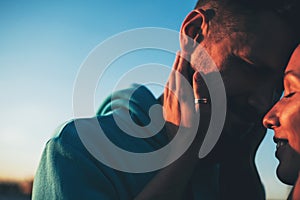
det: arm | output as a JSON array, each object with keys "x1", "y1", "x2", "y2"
[
  {"x1": 136, "y1": 9, "x2": 215, "y2": 199},
  {"x1": 134, "y1": 131, "x2": 201, "y2": 200},
  {"x1": 135, "y1": 53, "x2": 211, "y2": 200}
]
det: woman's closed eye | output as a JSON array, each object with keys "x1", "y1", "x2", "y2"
[{"x1": 284, "y1": 92, "x2": 296, "y2": 98}]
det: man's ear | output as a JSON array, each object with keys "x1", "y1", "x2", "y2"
[{"x1": 180, "y1": 9, "x2": 210, "y2": 54}]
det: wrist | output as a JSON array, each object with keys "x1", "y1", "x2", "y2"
[{"x1": 179, "y1": 51, "x2": 191, "y2": 62}]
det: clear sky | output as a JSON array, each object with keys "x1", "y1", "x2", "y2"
[{"x1": 0, "y1": 0, "x2": 291, "y2": 199}]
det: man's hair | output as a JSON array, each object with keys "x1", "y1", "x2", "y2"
[
  {"x1": 193, "y1": 1, "x2": 257, "y2": 43},
  {"x1": 195, "y1": 0, "x2": 299, "y2": 11},
  {"x1": 195, "y1": 0, "x2": 300, "y2": 42}
]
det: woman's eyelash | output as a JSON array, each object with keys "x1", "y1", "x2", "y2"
[{"x1": 284, "y1": 92, "x2": 295, "y2": 98}]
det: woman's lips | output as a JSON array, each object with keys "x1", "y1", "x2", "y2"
[
  {"x1": 276, "y1": 140, "x2": 288, "y2": 149},
  {"x1": 274, "y1": 137, "x2": 288, "y2": 159}
]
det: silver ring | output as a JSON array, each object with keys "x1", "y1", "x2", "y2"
[{"x1": 194, "y1": 98, "x2": 208, "y2": 104}]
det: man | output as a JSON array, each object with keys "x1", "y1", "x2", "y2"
[{"x1": 32, "y1": 0, "x2": 299, "y2": 199}]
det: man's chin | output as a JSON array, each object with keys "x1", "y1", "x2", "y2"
[
  {"x1": 199, "y1": 123, "x2": 254, "y2": 164},
  {"x1": 199, "y1": 134, "x2": 232, "y2": 164},
  {"x1": 198, "y1": 143, "x2": 222, "y2": 164}
]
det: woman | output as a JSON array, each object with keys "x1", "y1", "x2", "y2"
[{"x1": 263, "y1": 44, "x2": 300, "y2": 199}]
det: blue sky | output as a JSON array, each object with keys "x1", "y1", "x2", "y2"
[{"x1": 0, "y1": 0, "x2": 291, "y2": 198}]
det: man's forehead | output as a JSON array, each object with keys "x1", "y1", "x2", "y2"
[{"x1": 232, "y1": 12, "x2": 296, "y2": 72}]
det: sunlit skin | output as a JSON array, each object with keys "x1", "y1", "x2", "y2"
[
  {"x1": 263, "y1": 45, "x2": 300, "y2": 199},
  {"x1": 167, "y1": 9, "x2": 298, "y2": 162},
  {"x1": 137, "y1": 6, "x2": 298, "y2": 199}
]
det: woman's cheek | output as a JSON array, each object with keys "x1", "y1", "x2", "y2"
[{"x1": 289, "y1": 128, "x2": 300, "y2": 154}]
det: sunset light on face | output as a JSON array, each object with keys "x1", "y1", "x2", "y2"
[{"x1": 0, "y1": 0, "x2": 293, "y2": 199}]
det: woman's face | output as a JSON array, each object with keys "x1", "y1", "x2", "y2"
[{"x1": 263, "y1": 45, "x2": 300, "y2": 185}]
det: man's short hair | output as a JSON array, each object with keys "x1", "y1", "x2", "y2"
[{"x1": 195, "y1": 0, "x2": 300, "y2": 42}]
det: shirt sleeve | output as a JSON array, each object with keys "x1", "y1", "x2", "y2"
[{"x1": 32, "y1": 122, "x2": 118, "y2": 200}]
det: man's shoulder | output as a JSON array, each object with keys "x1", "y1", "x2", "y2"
[
  {"x1": 46, "y1": 84, "x2": 167, "y2": 161},
  {"x1": 49, "y1": 116, "x2": 112, "y2": 147}
]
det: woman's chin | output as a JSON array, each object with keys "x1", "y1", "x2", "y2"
[{"x1": 276, "y1": 163, "x2": 298, "y2": 186}]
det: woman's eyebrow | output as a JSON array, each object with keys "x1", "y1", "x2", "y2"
[{"x1": 284, "y1": 71, "x2": 300, "y2": 79}]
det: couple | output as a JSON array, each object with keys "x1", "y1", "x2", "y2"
[{"x1": 32, "y1": 0, "x2": 300, "y2": 199}]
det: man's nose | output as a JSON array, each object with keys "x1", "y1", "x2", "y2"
[{"x1": 263, "y1": 109, "x2": 280, "y2": 129}]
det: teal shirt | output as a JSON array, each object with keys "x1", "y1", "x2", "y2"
[{"x1": 32, "y1": 84, "x2": 219, "y2": 200}]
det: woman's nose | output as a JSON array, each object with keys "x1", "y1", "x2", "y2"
[{"x1": 263, "y1": 108, "x2": 280, "y2": 129}]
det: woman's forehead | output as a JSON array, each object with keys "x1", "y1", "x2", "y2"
[{"x1": 285, "y1": 45, "x2": 300, "y2": 73}]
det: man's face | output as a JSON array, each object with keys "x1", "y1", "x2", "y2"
[
  {"x1": 263, "y1": 45, "x2": 300, "y2": 185},
  {"x1": 191, "y1": 11, "x2": 297, "y2": 160}
]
